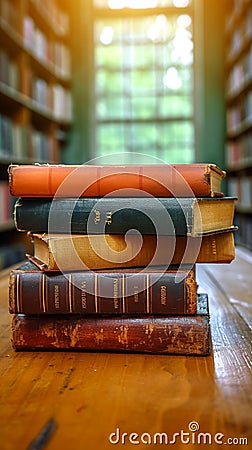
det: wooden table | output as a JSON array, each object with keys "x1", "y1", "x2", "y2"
[{"x1": 0, "y1": 247, "x2": 251, "y2": 450}]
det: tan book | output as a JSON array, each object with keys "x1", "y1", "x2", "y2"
[{"x1": 28, "y1": 230, "x2": 236, "y2": 271}]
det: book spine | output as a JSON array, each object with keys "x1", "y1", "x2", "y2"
[
  {"x1": 11, "y1": 301, "x2": 210, "y2": 355},
  {"x1": 9, "y1": 269, "x2": 197, "y2": 315},
  {"x1": 31, "y1": 231, "x2": 235, "y2": 272},
  {"x1": 14, "y1": 197, "x2": 192, "y2": 235},
  {"x1": 8, "y1": 164, "x2": 215, "y2": 198}
]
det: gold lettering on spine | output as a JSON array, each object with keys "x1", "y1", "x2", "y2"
[
  {"x1": 94, "y1": 209, "x2": 100, "y2": 224},
  {"x1": 80, "y1": 280, "x2": 87, "y2": 310},
  {"x1": 122, "y1": 274, "x2": 125, "y2": 313},
  {"x1": 146, "y1": 274, "x2": 150, "y2": 314},
  {"x1": 113, "y1": 278, "x2": 119, "y2": 310},
  {"x1": 211, "y1": 237, "x2": 217, "y2": 255},
  {"x1": 106, "y1": 211, "x2": 112, "y2": 225},
  {"x1": 160, "y1": 285, "x2": 167, "y2": 305},
  {"x1": 42, "y1": 273, "x2": 46, "y2": 313},
  {"x1": 54, "y1": 285, "x2": 60, "y2": 309},
  {"x1": 68, "y1": 274, "x2": 73, "y2": 313},
  {"x1": 16, "y1": 274, "x2": 20, "y2": 313},
  {"x1": 95, "y1": 274, "x2": 98, "y2": 313}
]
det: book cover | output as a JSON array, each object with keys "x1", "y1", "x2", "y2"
[
  {"x1": 28, "y1": 230, "x2": 236, "y2": 271},
  {"x1": 8, "y1": 163, "x2": 226, "y2": 198},
  {"x1": 9, "y1": 261, "x2": 197, "y2": 315},
  {"x1": 11, "y1": 293, "x2": 211, "y2": 355},
  {"x1": 14, "y1": 196, "x2": 236, "y2": 236}
]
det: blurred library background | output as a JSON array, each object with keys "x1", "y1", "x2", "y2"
[{"x1": 0, "y1": 0, "x2": 251, "y2": 268}]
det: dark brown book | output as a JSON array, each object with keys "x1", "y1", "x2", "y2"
[
  {"x1": 11, "y1": 293, "x2": 211, "y2": 355},
  {"x1": 9, "y1": 262, "x2": 197, "y2": 315}
]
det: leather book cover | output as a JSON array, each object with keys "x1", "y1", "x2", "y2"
[
  {"x1": 14, "y1": 196, "x2": 236, "y2": 236},
  {"x1": 8, "y1": 163, "x2": 226, "y2": 198},
  {"x1": 28, "y1": 231, "x2": 236, "y2": 271},
  {"x1": 11, "y1": 293, "x2": 211, "y2": 355},
  {"x1": 9, "y1": 261, "x2": 197, "y2": 315}
]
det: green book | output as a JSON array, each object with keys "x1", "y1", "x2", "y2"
[{"x1": 14, "y1": 196, "x2": 236, "y2": 236}]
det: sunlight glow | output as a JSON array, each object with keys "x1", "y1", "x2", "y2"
[
  {"x1": 173, "y1": 0, "x2": 190, "y2": 7},
  {"x1": 163, "y1": 67, "x2": 182, "y2": 90},
  {"x1": 108, "y1": 0, "x2": 158, "y2": 9},
  {"x1": 171, "y1": 26, "x2": 193, "y2": 65},
  {"x1": 177, "y1": 14, "x2": 192, "y2": 28},
  {"x1": 100, "y1": 26, "x2": 114, "y2": 44},
  {"x1": 147, "y1": 15, "x2": 168, "y2": 42}
]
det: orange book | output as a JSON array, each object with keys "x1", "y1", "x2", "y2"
[{"x1": 8, "y1": 163, "x2": 226, "y2": 198}]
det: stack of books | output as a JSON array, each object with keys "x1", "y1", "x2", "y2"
[{"x1": 8, "y1": 163, "x2": 236, "y2": 355}]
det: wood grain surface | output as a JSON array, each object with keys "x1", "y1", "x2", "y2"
[{"x1": 0, "y1": 248, "x2": 251, "y2": 450}]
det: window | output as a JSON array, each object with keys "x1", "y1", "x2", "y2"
[{"x1": 93, "y1": 0, "x2": 194, "y2": 163}]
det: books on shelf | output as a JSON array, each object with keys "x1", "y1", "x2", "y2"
[
  {"x1": 228, "y1": 176, "x2": 252, "y2": 210},
  {"x1": 0, "y1": 113, "x2": 28, "y2": 160},
  {"x1": 0, "y1": 113, "x2": 57, "y2": 162},
  {"x1": 31, "y1": 130, "x2": 55, "y2": 162},
  {"x1": 31, "y1": 78, "x2": 72, "y2": 121},
  {"x1": 7, "y1": 162, "x2": 236, "y2": 355},
  {"x1": 30, "y1": 0, "x2": 70, "y2": 37},
  {"x1": 234, "y1": 214, "x2": 252, "y2": 250},
  {"x1": 11, "y1": 292, "x2": 211, "y2": 355},
  {"x1": 225, "y1": 137, "x2": 252, "y2": 169},
  {"x1": 0, "y1": 50, "x2": 20, "y2": 91},
  {"x1": 0, "y1": 180, "x2": 14, "y2": 225},
  {"x1": 23, "y1": 14, "x2": 71, "y2": 73},
  {"x1": 0, "y1": 0, "x2": 20, "y2": 30},
  {"x1": 52, "y1": 84, "x2": 72, "y2": 121},
  {"x1": 54, "y1": 43, "x2": 71, "y2": 77},
  {"x1": 225, "y1": 0, "x2": 252, "y2": 252}
]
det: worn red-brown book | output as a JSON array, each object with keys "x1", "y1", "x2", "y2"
[
  {"x1": 9, "y1": 261, "x2": 197, "y2": 315},
  {"x1": 8, "y1": 163, "x2": 226, "y2": 198},
  {"x1": 11, "y1": 293, "x2": 210, "y2": 355}
]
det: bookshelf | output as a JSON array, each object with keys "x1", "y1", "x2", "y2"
[
  {"x1": 0, "y1": 0, "x2": 72, "y2": 268},
  {"x1": 225, "y1": 0, "x2": 252, "y2": 251}
]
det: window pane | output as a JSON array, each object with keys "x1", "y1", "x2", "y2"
[
  {"x1": 159, "y1": 94, "x2": 193, "y2": 117},
  {"x1": 97, "y1": 124, "x2": 125, "y2": 151},
  {"x1": 162, "y1": 147, "x2": 193, "y2": 163},
  {"x1": 93, "y1": 4, "x2": 194, "y2": 163},
  {"x1": 130, "y1": 46, "x2": 156, "y2": 68},
  {"x1": 96, "y1": 70, "x2": 124, "y2": 94},
  {"x1": 160, "y1": 121, "x2": 194, "y2": 146},
  {"x1": 131, "y1": 123, "x2": 157, "y2": 147},
  {"x1": 131, "y1": 97, "x2": 156, "y2": 119},
  {"x1": 96, "y1": 96, "x2": 125, "y2": 119},
  {"x1": 96, "y1": 45, "x2": 123, "y2": 68},
  {"x1": 131, "y1": 70, "x2": 156, "y2": 93}
]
